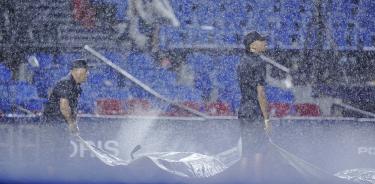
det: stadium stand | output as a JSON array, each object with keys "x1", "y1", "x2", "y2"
[
  {"x1": 0, "y1": 64, "x2": 12, "y2": 114},
  {"x1": 10, "y1": 81, "x2": 46, "y2": 113},
  {"x1": 3, "y1": 0, "x2": 374, "y2": 116}
]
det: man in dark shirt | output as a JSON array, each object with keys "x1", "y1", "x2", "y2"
[
  {"x1": 43, "y1": 59, "x2": 89, "y2": 135},
  {"x1": 237, "y1": 31, "x2": 271, "y2": 181}
]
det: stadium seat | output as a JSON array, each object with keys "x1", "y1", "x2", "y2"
[
  {"x1": 105, "y1": 0, "x2": 128, "y2": 20},
  {"x1": 215, "y1": 55, "x2": 241, "y2": 113},
  {"x1": 175, "y1": 86, "x2": 202, "y2": 102},
  {"x1": 187, "y1": 53, "x2": 214, "y2": 73},
  {"x1": 96, "y1": 99, "x2": 125, "y2": 115},
  {"x1": 266, "y1": 86, "x2": 295, "y2": 103},
  {"x1": 129, "y1": 85, "x2": 151, "y2": 99},
  {"x1": 265, "y1": 86, "x2": 295, "y2": 117},
  {"x1": 56, "y1": 53, "x2": 82, "y2": 67},
  {"x1": 191, "y1": 29, "x2": 210, "y2": 44},
  {"x1": 104, "y1": 52, "x2": 127, "y2": 68},
  {"x1": 215, "y1": 55, "x2": 240, "y2": 86},
  {"x1": 294, "y1": 103, "x2": 321, "y2": 117},
  {"x1": 0, "y1": 64, "x2": 12, "y2": 84},
  {"x1": 156, "y1": 68, "x2": 178, "y2": 86},
  {"x1": 218, "y1": 86, "x2": 241, "y2": 114},
  {"x1": 0, "y1": 85, "x2": 12, "y2": 113},
  {"x1": 170, "y1": 0, "x2": 194, "y2": 27},
  {"x1": 205, "y1": 101, "x2": 232, "y2": 116},
  {"x1": 160, "y1": 27, "x2": 184, "y2": 47},
  {"x1": 194, "y1": 74, "x2": 212, "y2": 101},
  {"x1": 97, "y1": 87, "x2": 128, "y2": 100},
  {"x1": 222, "y1": 32, "x2": 240, "y2": 44},
  {"x1": 223, "y1": 4, "x2": 245, "y2": 31},
  {"x1": 78, "y1": 85, "x2": 99, "y2": 114},
  {"x1": 187, "y1": 53, "x2": 214, "y2": 100},
  {"x1": 195, "y1": 3, "x2": 210, "y2": 26},
  {"x1": 10, "y1": 82, "x2": 46, "y2": 113},
  {"x1": 34, "y1": 53, "x2": 54, "y2": 68},
  {"x1": 34, "y1": 67, "x2": 69, "y2": 98},
  {"x1": 123, "y1": 99, "x2": 151, "y2": 115},
  {"x1": 79, "y1": 83, "x2": 128, "y2": 114},
  {"x1": 126, "y1": 52, "x2": 155, "y2": 69},
  {"x1": 88, "y1": 67, "x2": 119, "y2": 88},
  {"x1": 268, "y1": 103, "x2": 293, "y2": 118}
]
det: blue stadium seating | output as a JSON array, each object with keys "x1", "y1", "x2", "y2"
[
  {"x1": 56, "y1": 53, "x2": 82, "y2": 67},
  {"x1": 103, "y1": 0, "x2": 128, "y2": 20},
  {"x1": 126, "y1": 52, "x2": 156, "y2": 70},
  {"x1": 20, "y1": 0, "x2": 375, "y2": 116},
  {"x1": 142, "y1": 69, "x2": 168, "y2": 88},
  {"x1": 186, "y1": 53, "x2": 215, "y2": 100},
  {"x1": 103, "y1": 52, "x2": 182, "y2": 101},
  {"x1": 156, "y1": 68, "x2": 178, "y2": 86},
  {"x1": 222, "y1": 32, "x2": 241, "y2": 44},
  {"x1": 79, "y1": 82, "x2": 129, "y2": 114},
  {"x1": 34, "y1": 53, "x2": 54, "y2": 68},
  {"x1": 266, "y1": 86, "x2": 295, "y2": 104},
  {"x1": 0, "y1": 64, "x2": 12, "y2": 84},
  {"x1": 129, "y1": 86, "x2": 151, "y2": 99},
  {"x1": 176, "y1": 86, "x2": 203, "y2": 102},
  {"x1": 34, "y1": 66, "x2": 69, "y2": 98},
  {"x1": 0, "y1": 85, "x2": 12, "y2": 113},
  {"x1": 158, "y1": 0, "x2": 375, "y2": 49},
  {"x1": 79, "y1": 85, "x2": 96, "y2": 114},
  {"x1": 104, "y1": 52, "x2": 127, "y2": 67},
  {"x1": 154, "y1": 85, "x2": 202, "y2": 103},
  {"x1": 218, "y1": 86, "x2": 241, "y2": 113},
  {"x1": 0, "y1": 65, "x2": 14, "y2": 113},
  {"x1": 214, "y1": 55, "x2": 241, "y2": 112},
  {"x1": 187, "y1": 53, "x2": 214, "y2": 73},
  {"x1": 159, "y1": 27, "x2": 183, "y2": 48},
  {"x1": 10, "y1": 82, "x2": 46, "y2": 112},
  {"x1": 88, "y1": 66, "x2": 120, "y2": 87},
  {"x1": 170, "y1": 0, "x2": 194, "y2": 27}
]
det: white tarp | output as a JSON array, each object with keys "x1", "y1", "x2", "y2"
[
  {"x1": 335, "y1": 168, "x2": 375, "y2": 184},
  {"x1": 76, "y1": 135, "x2": 356, "y2": 183},
  {"x1": 75, "y1": 135, "x2": 240, "y2": 178}
]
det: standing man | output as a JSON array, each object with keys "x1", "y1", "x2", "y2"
[
  {"x1": 43, "y1": 59, "x2": 89, "y2": 135},
  {"x1": 237, "y1": 31, "x2": 271, "y2": 182}
]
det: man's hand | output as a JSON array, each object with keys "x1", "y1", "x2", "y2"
[
  {"x1": 264, "y1": 119, "x2": 272, "y2": 136},
  {"x1": 68, "y1": 122, "x2": 80, "y2": 136}
]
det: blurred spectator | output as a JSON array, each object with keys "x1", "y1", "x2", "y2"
[
  {"x1": 73, "y1": 0, "x2": 96, "y2": 28},
  {"x1": 126, "y1": 0, "x2": 179, "y2": 49}
]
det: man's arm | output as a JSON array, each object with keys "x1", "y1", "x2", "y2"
[
  {"x1": 60, "y1": 98, "x2": 74, "y2": 124},
  {"x1": 60, "y1": 98, "x2": 79, "y2": 134},
  {"x1": 257, "y1": 85, "x2": 271, "y2": 135},
  {"x1": 257, "y1": 85, "x2": 269, "y2": 120}
]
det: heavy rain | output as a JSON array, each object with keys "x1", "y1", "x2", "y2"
[{"x1": 0, "y1": 0, "x2": 374, "y2": 183}]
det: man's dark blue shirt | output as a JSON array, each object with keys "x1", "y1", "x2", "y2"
[
  {"x1": 237, "y1": 52, "x2": 266, "y2": 120},
  {"x1": 43, "y1": 74, "x2": 82, "y2": 123}
]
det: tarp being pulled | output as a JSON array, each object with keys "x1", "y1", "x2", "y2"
[
  {"x1": 75, "y1": 135, "x2": 355, "y2": 183},
  {"x1": 75, "y1": 135, "x2": 240, "y2": 178},
  {"x1": 335, "y1": 168, "x2": 375, "y2": 184}
]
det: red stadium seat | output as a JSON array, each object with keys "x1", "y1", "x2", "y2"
[
  {"x1": 124, "y1": 99, "x2": 151, "y2": 115},
  {"x1": 268, "y1": 103, "x2": 292, "y2": 118},
  {"x1": 205, "y1": 102, "x2": 232, "y2": 116},
  {"x1": 96, "y1": 99, "x2": 124, "y2": 115},
  {"x1": 294, "y1": 103, "x2": 321, "y2": 117}
]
